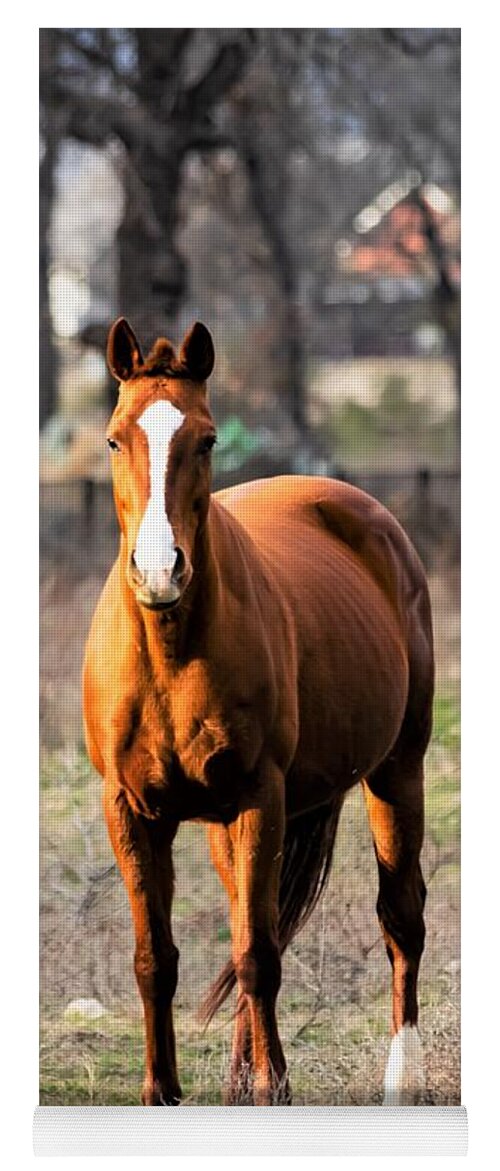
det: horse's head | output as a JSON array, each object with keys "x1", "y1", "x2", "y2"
[{"x1": 106, "y1": 317, "x2": 216, "y2": 611}]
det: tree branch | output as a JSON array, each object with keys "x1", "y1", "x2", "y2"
[{"x1": 178, "y1": 39, "x2": 248, "y2": 118}]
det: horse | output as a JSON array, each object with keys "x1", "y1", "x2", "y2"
[{"x1": 83, "y1": 317, "x2": 434, "y2": 1107}]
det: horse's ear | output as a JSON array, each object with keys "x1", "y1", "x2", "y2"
[
  {"x1": 178, "y1": 322, "x2": 215, "y2": 382},
  {"x1": 106, "y1": 318, "x2": 143, "y2": 382}
]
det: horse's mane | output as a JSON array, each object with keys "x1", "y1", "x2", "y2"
[{"x1": 132, "y1": 338, "x2": 196, "y2": 381}]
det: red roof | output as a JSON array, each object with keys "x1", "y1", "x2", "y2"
[{"x1": 345, "y1": 195, "x2": 460, "y2": 289}]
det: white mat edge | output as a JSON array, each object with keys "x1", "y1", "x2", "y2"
[{"x1": 33, "y1": 1105, "x2": 468, "y2": 1156}]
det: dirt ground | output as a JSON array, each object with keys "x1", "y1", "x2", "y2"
[{"x1": 39, "y1": 546, "x2": 460, "y2": 1106}]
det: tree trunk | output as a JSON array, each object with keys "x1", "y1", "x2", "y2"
[
  {"x1": 239, "y1": 130, "x2": 307, "y2": 432},
  {"x1": 445, "y1": 303, "x2": 461, "y2": 455},
  {"x1": 39, "y1": 129, "x2": 58, "y2": 429},
  {"x1": 412, "y1": 189, "x2": 460, "y2": 453},
  {"x1": 39, "y1": 31, "x2": 61, "y2": 428},
  {"x1": 117, "y1": 147, "x2": 187, "y2": 351},
  {"x1": 235, "y1": 123, "x2": 334, "y2": 472}
]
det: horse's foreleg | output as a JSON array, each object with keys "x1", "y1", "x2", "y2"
[
  {"x1": 103, "y1": 781, "x2": 181, "y2": 1106},
  {"x1": 229, "y1": 760, "x2": 290, "y2": 1105},
  {"x1": 363, "y1": 759, "x2": 427, "y2": 1105}
]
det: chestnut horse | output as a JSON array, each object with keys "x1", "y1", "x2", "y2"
[{"x1": 83, "y1": 318, "x2": 434, "y2": 1107}]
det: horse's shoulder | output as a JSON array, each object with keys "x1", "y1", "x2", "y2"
[{"x1": 84, "y1": 561, "x2": 141, "y2": 695}]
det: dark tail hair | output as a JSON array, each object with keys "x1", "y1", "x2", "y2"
[{"x1": 198, "y1": 803, "x2": 339, "y2": 1027}]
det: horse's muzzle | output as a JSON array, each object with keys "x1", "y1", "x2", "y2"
[{"x1": 129, "y1": 547, "x2": 191, "y2": 609}]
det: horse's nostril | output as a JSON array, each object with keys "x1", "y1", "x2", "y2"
[
  {"x1": 130, "y1": 551, "x2": 145, "y2": 587},
  {"x1": 171, "y1": 546, "x2": 186, "y2": 585}
]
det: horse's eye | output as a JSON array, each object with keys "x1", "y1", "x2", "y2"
[
  {"x1": 197, "y1": 435, "x2": 217, "y2": 455},
  {"x1": 107, "y1": 437, "x2": 121, "y2": 453}
]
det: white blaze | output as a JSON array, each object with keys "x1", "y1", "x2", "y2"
[
  {"x1": 383, "y1": 1024, "x2": 425, "y2": 1106},
  {"x1": 134, "y1": 400, "x2": 184, "y2": 592}
]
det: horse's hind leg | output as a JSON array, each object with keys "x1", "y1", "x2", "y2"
[
  {"x1": 363, "y1": 754, "x2": 427, "y2": 1105},
  {"x1": 227, "y1": 999, "x2": 253, "y2": 1103},
  {"x1": 206, "y1": 824, "x2": 253, "y2": 1103},
  {"x1": 229, "y1": 759, "x2": 289, "y2": 1105}
]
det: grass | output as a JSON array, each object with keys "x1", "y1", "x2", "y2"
[
  {"x1": 40, "y1": 992, "x2": 459, "y2": 1107},
  {"x1": 426, "y1": 685, "x2": 460, "y2": 849},
  {"x1": 432, "y1": 690, "x2": 461, "y2": 752}
]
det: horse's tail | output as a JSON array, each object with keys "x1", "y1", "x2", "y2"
[{"x1": 198, "y1": 803, "x2": 338, "y2": 1027}]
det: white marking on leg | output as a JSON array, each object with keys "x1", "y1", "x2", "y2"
[
  {"x1": 135, "y1": 400, "x2": 184, "y2": 593},
  {"x1": 383, "y1": 1024, "x2": 425, "y2": 1105}
]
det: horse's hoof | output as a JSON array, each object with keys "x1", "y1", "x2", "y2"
[
  {"x1": 224, "y1": 1088, "x2": 254, "y2": 1106},
  {"x1": 253, "y1": 1073, "x2": 292, "y2": 1106},
  {"x1": 142, "y1": 1080, "x2": 182, "y2": 1106},
  {"x1": 224, "y1": 1061, "x2": 253, "y2": 1105},
  {"x1": 253, "y1": 1087, "x2": 292, "y2": 1106},
  {"x1": 279, "y1": 1080, "x2": 293, "y2": 1106}
]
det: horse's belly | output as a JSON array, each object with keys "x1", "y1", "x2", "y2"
[{"x1": 285, "y1": 558, "x2": 409, "y2": 806}]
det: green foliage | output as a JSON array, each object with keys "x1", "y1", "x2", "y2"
[{"x1": 213, "y1": 416, "x2": 261, "y2": 473}]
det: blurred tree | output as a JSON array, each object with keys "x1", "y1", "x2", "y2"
[
  {"x1": 228, "y1": 33, "x2": 311, "y2": 431},
  {"x1": 40, "y1": 29, "x2": 321, "y2": 450},
  {"x1": 118, "y1": 30, "x2": 255, "y2": 345},
  {"x1": 40, "y1": 27, "x2": 460, "y2": 463},
  {"x1": 39, "y1": 30, "x2": 61, "y2": 427},
  {"x1": 40, "y1": 29, "x2": 252, "y2": 351}
]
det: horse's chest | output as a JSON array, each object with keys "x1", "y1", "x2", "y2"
[{"x1": 119, "y1": 693, "x2": 260, "y2": 823}]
